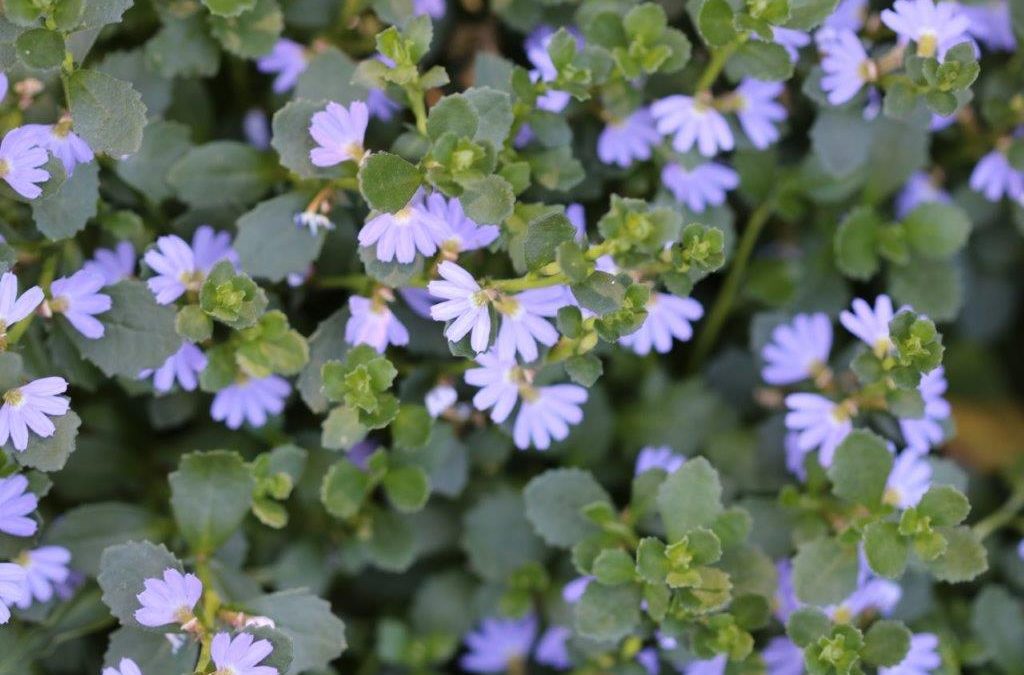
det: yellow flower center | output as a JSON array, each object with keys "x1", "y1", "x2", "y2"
[
  {"x1": 0, "y1": 159, "x2": 8, "y2": 179},
  {"x1": 3, "y1": 388, "x2": 24, "y2": 406},
  {"x1": 916, "y1": 31, "x2": 938, "y2": 58}
]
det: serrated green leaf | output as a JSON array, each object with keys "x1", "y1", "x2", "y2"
[
  {"x1": 524, "y1": 468, "x2": 612, "y2": 548},
  {"x1": 169, "y1": 450, "x2": 255, "y2": 555}
]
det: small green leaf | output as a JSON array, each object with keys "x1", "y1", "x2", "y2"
[
  {"x1": 169, "y1": 451, "x2": 255, "y2": 555},
  {"x1": 657, "y1": 457, "x2": 723, "y2": 542},
  {"x1": 392, "y1": 404, "x2": 432, "y2": 449},
  {"x1": 786, "y1": 607, "x2": 832, "y2": 647},
  {"x1": 863, "y1": 521, "x2": 909, "y2": 579},
  {"x1": 202, "y1": 0, "x2": 257, "y2": 17},
  {"x1": 791, "y1": 537, "x2": 859, "y2": 605},
  {"x1": 524, "y1": 468, "x2": 612, "y2": 548},
  {"x1": 916, "y1": 485, "x2": 970, "y2": 526},
  {"x1": 359, "y1": 152, "x2": 422, "y2": 214},
  {"x1": 321, "y1": 459, "x2": 372, "y2": 518},
  {"x1": 862, "y1": 620, "x2": 912, "y2": 667},
  {"x1": 698, "y1": 0, "x2": 737, "y2": 47},
  {"x1": 592, "y1": 548, "x2": 636, "y2": 586},
  {"x1": 524, "y1": 212, "x2": 575, "y2": 271},
  {"x1": 902, "y1": 202, "x2": 971, "y2": 259},
  {"x1": 726, "y1": 41, "x2": 793, "y2": 81},
  {"x1": 383, "y1": 465, "x2": 430, "y2": 513},
  {"x1": 14, "y1": 411, "x2": 81, "y2": 473},
  {"x1": 16, "y1": 28, "x2": 65, "y2": 70},
  {"x1": 834, "y1": 207, "x2": 881, "y2": 280},
  {"x1": 574, "y1": 582, "x2": 642, "y2": 641},
  {"x1": 67, "y1": 69, "x2": 148, "y2": 156},
  {"x1": 924, "y1": 525, "x2": 988, "y2": 582},
  {"x1": 169, "y1": 141, "x2": 274, "y2": 208},
  {"x1": 426, "y1": 94, "x2": 479, "y2": 140},
  {"x1": 827, "y1": 430, "x2": 893, "y2": 506}
]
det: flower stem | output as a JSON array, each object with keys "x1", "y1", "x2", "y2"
[
  {"x1": 490, "y1": 272, "x2": 569, "y2": 293},
  {"x1": 695, "y1": 41, "x2": 741, "y2": 93},
  {"x1": 973, "y1": 481, "x2": 1024, "y2": 540},
  {"x1": 689, "y1": 198, "x2": 775, "y2": 370},
  {"x1": 406, "y1": 85, "x2": 428, "y2": 136}
]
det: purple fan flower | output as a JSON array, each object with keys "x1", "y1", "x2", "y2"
[
  {"x1": 425, "y1": 193, "x2": 500, "y2": 253},
  {"x1": 763, "y1": 637, "x2": 805, "y2": 675},
  {"x1": 425, "y1": 383, "x2": 457, "y2": 417},
  {"x1": 819, "y1": 30, "x2": 876, "y2": 105},
  {"x1": 309, "y1": 101, "x2": 369, "y2": 167},
  {"x1": 22, "y1": 122, "x2": 93, "y2": 176},
  {"x1": 822, "y1": 0, "x2": 868, "y2": 32},
  {"x1": 735, "y1": 80, "x2": 787, "y2": 149},
  {"x1": 257, "y1": 38, "x2": 307, "y2": 93},
  {"x1": 661, "y1": 161, "x2": 739, "y2": 212},
  {"x1": 345, "y1": 295, "x2": 409, "y2": 353},
  {"x1": 761, "y1": 313, "x2": 833, "y2": 385},
  {"x1": 562, "y1": 576, "x2": 593, "y2": 603},
  {"x1": 0, "y1": 74, "x2": 7, "y2": 101},
  {"x1": 885, "y1": 447, "x2": 932, "y2": 508},
  {"x1": 0, "y1": 474, "x2": 37, "y2": 537},
  {"x1": 960, "y1": 1, "x2": 1016, "y2": 52},
  {"x1": 103, "y1": 659, "x2": 142, "y2": 675},
  {"x1": 211, "y1": 376, "x2": 290, "y2": 430},
  {"x1": 144, "y1": 226, "x2": 237, "y2": 305},
  {"x1": 48, "y1": 270, "x2": 111, "y2": 339},
  {"x1": 774, "y1": 559, "x2": 801, "y2": 622},
  {"x1": 134, "y1": 568, "x2": 203, "y2": 628},
  {"x1": 772, "y1": 26, "x2": 812, "y2": 61},
  {"x1": 619, "y1": 292, "x2": 704, "y2": 355},
  {"x1": 0, "y1": 271, "x2": 43, "y2": 341},
  {"x1": 513, "y1": 384, "x2": 587, "y2": 450},
  {"x1": 881, "y1": 0, "x2": 970, "y2": 58},
  {"x1": 784, "y1": 393, "x2": 853, "y2": 467},
  {"x1": 840, "y1": 294, "x2": 896, "y2": 356},
  {"x1": 830, "y1": 574, "x2": 901, "y2": 621},
  {"x1": 360, "y1": 193, "x2": 447, "y2": 264},
  {"x1": 243, "y1": 108, "x2": 271, "y2": 149},
  {"x1": 930, "y1": 112, "x2": 957, "y2": 131},
  {"x1": 597, "y1": 108, "x2": 661, "y2": 167},
  {"x1": 651, "y1": 95, "x2": 735, "y2": 157},
  {"x1": 139, "y1": 343, "x2": 207, "y2": 393},
  {"x1": 495, "y1": 287, "x2": 562, "y2": 363},
  {"x1": 636, "y1": 648, "x2": 660, "y2": 675},
  {"x1": 684, "y1": 655, "x2": 727, "y2": 675},
  {"x1": 635, "y1": 446, "x2": 686, "y2": 475},
  {"x1": 465, "y1": 351, "x2": 519, "y2": 423},
  {"x1": 895, "y1": 171, "x2": 952, "y2": 218},
  {"x1": 367, "y1": 88, "x2": 402, "y2": 121},
  {"x1": 969, "y1": 150, "x2": 1024, "y2": 202},
  {"x1": 294, "y1": 211, "x2": 333, "y2": 236},
  {"x1": 15, "y1": 546, "x2": 71, "y2": 608},
  {"x1": 526, "y1": 31, "x2": 575, "y2": 113},
  {"x1": 460, "y1": 614, "x2": 537, "y2": 673},
  {"x1": 785, "y1": 431, "x2": 811, "y2": 480},
  {"x1": 881, "y1": 633, "x2": 941, "y2": 675},
  {"x1": 566, "y1": 203, "x2": 586, "y2": 242},
  {"x1": 82, "y1": 241, "x2": 136, "y2": 286},
  {"x1": 900, "y1": 367, "x2": 950, "y2": 450},
  {"x1": 0, "y1": 126, "x2": 50, "y2": 199},
  {"x1": 211, "y1": 632, "x2": 278, "y2": 675},
  {"x1": 413, "y1": 0, "x2": 446, "y2": 18},
  {"x1": 399, "y1": 287, "x2": 436, "y2": 319},
  {"x1": 0, "y1": 563, "x2": 28, "y2": 625},
  {"x1": 534, "y1": 626, "x2": 572, "y2": 670},
  {"x1": 428, "y1": 261, "x2": 493, "y2": 353},
  {"x1": 0, "y1": 377, "x2": 69, "y2": 452}
]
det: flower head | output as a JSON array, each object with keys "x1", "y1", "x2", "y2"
[
  {"x1": 772, "y1": 26, "x2": 812, "y2": 60},
  {"x1": 0, "y1": 377, "x2": 70, "y2": 452},
  {"x1": 309, "y1": 101, "x2": 369, "y2": 167},
  {"x1": 566, "y1": 203, "x2": 586, "y2": 242},
  {"x1": 144, "y1": 226, "x2": 238, "y2": 305},
  {"x1": 460, "y1": 614, "x2": 537, "y2": 673},
  {"x1": 465, "y1": 351, "x2": 520, "y2": 423},
  {"x1": 960, "y1": 1, "x2": 1016, "y2": 52},
  {"x1": 840, "y1": 295, "x2": 896, "y2": 356},
  {"x1": 885, "y1": 447, "x2": 932, "y2": 508},
  {"x1": 139, "y1": 343, "x2": 208, "y2": 393},
  {"x1": 597, "y1": 108, "x2": 661, "y2": 168},
  {"x1": 22, "y1": 121, "x2": 93, "y2": 176},
  {"x1": 661, "y1": 161, "x2": 739, "y2": 212},
  {"x1": 425, "y1": 193, "x2": 500, "y2": 253},
  {"x1": 635, "y1": 446, "x2": 686, "y2": 475},
  {"x1": 211, "y1": 632, "x2": 279, "y2": 675},
  {"x1": 134, "y1": 568, "x2": 203, "y2": 628},
  {"x1": 784, "y1": 393, "x2": 854, "y2": 466},
  {"x1": 256, "y1": 38, "x2": 307, "y2": 93},
  {"x1": 895, "y1": 171, "x2": 952, "y2": 218},
  {"x1": 367, "y1": 87, "x2": 401, "y2": 121},
  {"x1": 514, "y1": 384, "x2": 587, "y2": 450},
  {"x1": 345, "y1": 295, "x2": 409, "y2": 353},
  {"x1": 735, "y1": 80, "x2": 787, "y2": 149},
  {"x1": 822, "y1": 0, "x2": 869, "y2": 32},
  {"x1": 14, "y1": 545, "x2": 71, "y2": 608},
  {"x1": 244, "y1": 108, "x2": 271, "y2": 149},
  {"x1": 819, "y1": 30, "x2": 876, "y2": 105},
  {"x1": 969, "y1": 150, "x2": 1024, "y2": 202},
  {"x1": 880, "y1": 633, "x2": 941, "y2": 675},
  {"x1": 562, "y1": 576, "x2": 593, "y2": 603},
  {"x1": 495, "y1": 287, "x2": 562, "y2": 363},
  {"x1": 413, "y1": 0, "x2": 446, "y2": 18},
  {"x1": 525, "y1": 30, "x2": 575, "y2": 113},
  {"x1": 899, "y1": 367, "x2": 950, "y2": 450},
  {"x1": 684, "y1": 654, "x2": 727, "y2": 675},
  {"x1": 294, "y1": 211, "x2": 334, "y2": 236},
  {"x1": 829, "y1": 574, "x2": 901, "y2": 621},
  {"x1": 103, "y1": 659, "x2": 143, "y2": 675},
  {"x1": 48, "y1": 270, "x2": 111, "y2": 339},
  {"x1": 619, "y1": 292, "x2": 704, "y2": 355},
  {"x1": 534, "y1": 625, "x2": 572, "y2": 670},
  {"x1": 425, "y1": 383, "x2": 458, "y2": 417},
  {"x1": 651, "y1": 95, "x2": 735, "y2": 157},
  {"x1": 763, "y1": 637, "x2": 805, "y2": 675},
  {"x1": 773, "y1": 560, "x2": 801, "y2": 622},
  {"x1": 211, "y1": 375, "x2": 291, "y2": 430},
  {"x1": 761, "y1": 313, "x2": 833, "y2": 385},
  {"x1": 881, "y1": 0, "x2": 970, "y2": 58},
  {"x1": 0, "y1": 563, "x2": 28, "y2": 625},
  {"x1": 0, "y1": 271, "x2": 43, "y2": 344},
  {"x1": 0, "y1": 126, "x2": 50, "y2": 199},
  {"x1": 360, "y1": 194, "x2": 447, "y2": 264},
  {"x1": 83, "y1": 241, "x2": 136, "y2": 286},
  {"x1": 0, "y1": 474, "x2": 37, "y2": 537},
  {"x1": 428, "y1": 261, "x2": 493, "y2": 353}
]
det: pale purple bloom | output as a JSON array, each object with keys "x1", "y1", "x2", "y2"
[
  {"x1": 0, "y1": 126, "x2": 50, "y2": 199},
  {"x1": 243, "y1": 108, "x2": 271, "y2": 149},
  {"x1": 895, "y1": 171, "x2": 952, "y2": 218},
  {"x1": 513, "y1": 384, "x2": 587, "y2": 450},
  {"x1": 103, "y1": 659, "x2": 142, "y2": 675},
  {"x1": 0, "y1": 474, "x2": 37, "y2": 537},
  {"x1": 885, "y1": 447, "x2": 932, "y2": 508},
  {"x1": 495, "y1": 287, "x2": 562, "y2": 363},
  {"x1": 22, "y1": 123, "x2": 93, "y2": 176},
  {"x1": 144, "y1": 226, "x2": 238, "y2": 305},
  {"x1": 880, "y1": 633, "x2": 941, "y2": 675},
  {"x1": 819, "y1": 30, "x2": 876, "y2": 105},
  {"x1": 823, "y1": 0, "x2": 868, "y2": 32},
  {"x1": 460, "y1": 614, "x2": 537, "y2": 673},
  {"x1": 400, "y1": 287, "x2": 436, "y2": 319},
  {"x1": 930, "y1": 112, "x2": 957, "y2": 131},
  {"x1": 635, "y1": 446, "x2": 686, "y2": 475},
  {"x1": 0, "y1": 563, "x2": 28, "y2": 625},
  {"x1": 562, "y1": 576, "x2": 593, "y2": 603},
  {"x1": 566, "y1": 203, "x2": 586, "y2": 241},
  {"x1": 139, "y1": 343, "x2": 207, "y2": 393},
  {"x1": 959, "y1": 1, "x2": 1016, "y2": 51},
  {"x1": 48, "y1": 270, "x2": 111, "y2": 339},
  {"x1": 134, "y1": 568, "x2": 202, "y2": 628},
  {"x1": 211, "y1": 632, "x2": 278, "y2": 675},
  {"x1": 294, "y1": 211, "x2": 334, "y2": 235},
  {"x1": 829, "y1": 575, "x2": 902, "y2": 619},
  {"x1": 1017, "y1": 539, "x2": 1024, "y2": 560},
  {"x1": 900, "y1": 367, "x2": 950, "y2": 450},
  {"x1": 784, "y1": 393, "x2": 853, "y2": 467},
  {"x1": 763, "y1": 637, "x2": 805, "y2": 675},
  {"x1": 15, "y1": 546, "x2": 71, "y2": 608},
  {"x1": 425, "y1": 383, "x2": 457, "y2": 417},
  {"x1": 0, "y1": 74, "x2": 7, "y2": 101},
  {"x1": 256, "y1": 38, "x2": 307, "y2": 93},
  {"x1": 428, "y1": 261, "x2": 493, "y2": 353},
  {"x1": 360, "y1": 195, "x2": 447, "y2": 264},
  {"x1": 425, "y1": 193, "x2": 500, "y2": 252},
  {"x1": 0, "y1": 271, "x2": 43, "y2": 336},
  {"x1": 761, "y1": 313, "x2": 833, "y2": 385},
  {"x1": 685, "y1": 655, "x2": 727, "y2": 675},
  {"x1": 597, "y1": 108, "x2": 661, "y2": 167},
  {"x1": 367, "y1": 88, "x2": 401, "y2": 121},
  {"x1": 969, "y1": 150, "x2": 1024, "y2": 202},
  {"x1": 637, "y1": 648, "x2": 660, "y2": 675},
  {"x1": 309, "y1": 101, "x2": 369, "y2": 167},
  {"x1": 413, "y1": 0, "x2": 446, "y2": 18},
  {"x1": 619, "y1": 292, "x2": 704, "y2": 355},
  {"x1": 465, "y1": 351, "x2": 519, "y2": 423},
  {"x1": 785, "y1": 431, "x2": 811, "y2": 480},
  {"x1": 0, "y1": 377, "x2": 70, "y2": 452},
  {"x1": 534, "y1": 626, "x2": 572, "y2": 670},
  {"x1": 83, "y1": 242, "x2": 136, "y2": 286},
  {"x1": 840, "y1": 295, "x2": 896, "y2": 355},
  {"x1": 526, "y1": 32, "x2": 575, "y2": 113},
  {"x1": 345, "y1": 295, "x2": 409, "y2": 353},
  {"x1": 772, "y1": 26, "x2": 812, "y2": 61},
  {"x1": 651, "y1": 95, "x2": 735, "y2": 157},
  {"x1": 211, "y1": 376, "x2": 290, "y2": 430},
  {"x1": 774, "y1": 559, "x2": 801, "y2": 622},
  {"x1": 513, "y1": 123, "x2": 535, "y2": 149},
  {"x1": 661, "y1": 162, "x2": 739, "y2": 212},
  {"x1": 881, "y1": 0, "x2": 970, "y2": 58},
  {"x1": 735, "y1": 80, "x2": 787, "y2": 149}
]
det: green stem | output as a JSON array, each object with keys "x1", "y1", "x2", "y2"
[
  {"x1": 314, "y1": 274, "x2": 372, "y2": 291},
  {"x1": 406, "y1": 85, "x2": 428, "y2": 136},
  {"x1": 695, "y1": 41, "x2": 740, "y2": 93},
  {"x1": 973, "y1": 482, "x2": 1024, "y2": 540},
  {"x1": 689, "y1": 198, "x2": 775, "y2": 370},
  {"x1": 490, "y1": 272, "x2": 569, "y2": 293},
  {"x1": 195, "y1": 635, "x2": 213, "y2": 674}
]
